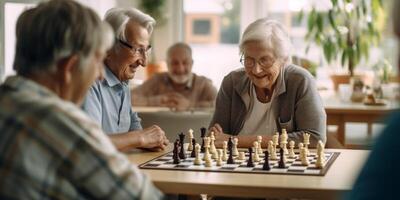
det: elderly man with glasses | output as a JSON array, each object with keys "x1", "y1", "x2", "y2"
[
  {"x1": 82, "y1": 7, "x2": 169, "y2": 152},
  {"x1": 209, "y1": 19, "x2": 326, "y2": 148}
]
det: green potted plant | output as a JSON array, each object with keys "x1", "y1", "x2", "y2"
[
  {"x1": 300, "y1": 0, "x2": 385, "y2": 90},
  {"x1": 140, "y1": 0, "x2": 167, "y2": 79}
]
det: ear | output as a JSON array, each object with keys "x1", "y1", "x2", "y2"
[{"x1": 56, "y1": 55, "x2": 79, "y2": 85}]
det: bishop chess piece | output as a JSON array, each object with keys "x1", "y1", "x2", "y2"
[
  {"x1": 247, "y1": 147, "x2": 254, "y2": 167},
  {"x1": 222, "y1": 141, "x2": 228, "y2": 161},
  {"x1": 178, "y1": 132, "x2": 186, "y2": 159},
  {"x1": 187, "y1": 129, "x2": 194, "y2": 151},
  {"x1": 257, "y1": 135, "x2": 263, "y2": 155},
  {"x1": 262, "y1": 151, "x2": 270, "y2": 170},
  {"x1": 232, "y1": 137, "x2": 239, "y2": 156},
  {"x1": 278, "y1": 148, "x2": 286, "y2": 168},
  {"x1": 303, "y1": 132, "x2": 310, "y2": 156},
  {"x1": 173, "y1": 140, "x2": 180, "y2": 164},
  {"x1": 200, "y1": 127, "x2": 206, "y2": 153},
  {"x1": 190, "y1": 138, "x2": 196, "y2": 158}
]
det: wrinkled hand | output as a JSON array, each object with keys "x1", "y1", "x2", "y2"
[
  {"x1": 209, "y1": 123, "x2": 230, "y2": 147},
  {"x1": 138, "y1": 125, "x2": 169, "y2": 150}
]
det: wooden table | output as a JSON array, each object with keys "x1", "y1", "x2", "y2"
[
  {"x1": 127, "y1": 146, "x2": 370, "y2": 199},
  {"x1": 323, "y1": 96, "x2": 399, "y2": 147}
]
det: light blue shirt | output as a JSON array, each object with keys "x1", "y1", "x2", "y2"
[{"x1": 82, "y1": 66, "x2": 142, "y2": 134}]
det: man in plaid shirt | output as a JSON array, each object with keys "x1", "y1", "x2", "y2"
[{"x1": 0, "y1": 0, "x2": 163, "y2": 199}]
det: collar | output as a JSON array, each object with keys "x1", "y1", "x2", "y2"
[
  {"x1": 103, "y1": 66, "x2": 128, "y2": 87},
  {"x1": 2, "y1": 75, "x2": 57, "y2": 98}
]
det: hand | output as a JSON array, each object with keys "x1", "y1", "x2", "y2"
[
  {"x1": 209, "y1": 123, "x2": 230, "y2": 147},
  {"x1": 137, "y1": 125, "x2": 169, "y2": 150}
]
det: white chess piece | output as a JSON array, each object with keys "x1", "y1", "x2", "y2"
[
  {"x1": 268, "y1": 140, "x2": 277, "y2": 160},
  {"x1": 232, "y1": 137, "x2": 239, "y2": 156},
  {"x1": 280, "y1": 129, "x2": 288, "y2": 154},
  {"x1": 303, "y1": 132, "x2": 310, "y2": 156},
  {"x1": 272, "y1": 132, "x2": 279, "y2": 151},
  {"x1": 257, "y1": 136, "x2": 263, "y2": 154},
  {"x1": 194, "y1": 144, "x2": 202, "y2": 165},
  {"x1": 252, "y1": 141, "x2": 260, "y2": 162},
  {"x1": 316, "y1": 140, "x2": 325, "y2": 168},
  {"x1": 300, "y1": 146, "x2": 309, "y2": 166},
  {"x1": 216, "y1": 149, "x2": 223, "y2": 166},
  {"x1": 203, "y1": 137, "x2": 211, "y2": 161},
  {"x1": 222, "y1": 141, "x2": 228, "y2": 161},
  {"x1": 238, "y1": 151, "x2": 245, "y2": 160},
  {"x1": 288, "y1": 140, "x2": 296, "y2": 158},
  {"x1": 210, "y1": 132, "x2": 217, "y2": 155},
  {"x1": 187, "y1": 129, "x2": 194, "y2": 151}
]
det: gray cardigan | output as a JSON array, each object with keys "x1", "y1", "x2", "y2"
[{"x1": 209, "y1": 64, "x2": 326, "y2": 146}]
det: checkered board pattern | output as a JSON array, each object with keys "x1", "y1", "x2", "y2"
[{"x1": 139, "y1": 150, "x2": 340, "y2": 176}]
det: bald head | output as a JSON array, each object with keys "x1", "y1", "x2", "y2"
[{"x1": 166, "y1": 43, "x2": 193, "y2": 84}]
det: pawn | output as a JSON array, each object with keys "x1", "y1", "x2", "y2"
[
  {"x1": 238, "y1": 151, "x2": 245, "y2": 160},
  {"x1": 216, "y1": 149, "x2": 223, "y2": 166},
  {"x1": 205, "y1": 156, "x2": 212, "y2": 167},
  {"x1": 232, "y1": 137, "x2": 239, "y2": 156},
  {"x1": 193, "y1": 144, "x2": 202, "y2": 165},
  {"x1": 190, "y1": 139, "x2": 197, "y2": 158},
  {"x1": 300, "y1": 147, "x2": 309, "y2": 166},
  {"x1": 262, "y1": 151, "x2": 270, "y2": 170},
  {"x1": 246, "y1": 147, "x2": 254, "y2": 167},
  {"x1": 288, "y1": 140, "x2": 296, "y2": 158}
]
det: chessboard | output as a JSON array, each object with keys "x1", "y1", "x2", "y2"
[{"x1": 139, "y1": 149, "x2": 340, "y2": 176}]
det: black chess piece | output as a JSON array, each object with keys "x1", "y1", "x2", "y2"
[
  {"x1": 190, "y1": 138, "x2": 196, "y2": 158},
  {"x1": 200, "y1": 127, "x2": 206, "y2": 153},
  {"x1": 278, "y1": 148, "x2": 286, "y2": 168},
  {"x1": 247, "y1": 147, "x2": 254, "y2": 167},
  {"x1": 227, "y1": 145, "x2": 234, "y2": 164},
  {"x1": 228, "y1": 137, "x2": 233, "y2": 151},
  {"x1": 262, "y1": 151, "x2": 270, "y2": 170},
  {"x1": 178, "y1": 132, "x2": 186, "y2": 159},
  {"x1": 173, "y1": 140, "x2": 180, "y2": 164}
]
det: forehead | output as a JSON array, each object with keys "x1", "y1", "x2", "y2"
[
  {"x1": 243, "y1": 40, "x2": 274, "y2": 58},
  {"x1": 124, "y1": 20, "x2": 150, "y2": 46},
  {"x1": 169, "y1": 47, "x2": 192, "y2": 59}
]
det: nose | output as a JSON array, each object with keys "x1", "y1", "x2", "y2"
[{"x1": 252, "y1": 62, "x2": 263, "y2": 74}]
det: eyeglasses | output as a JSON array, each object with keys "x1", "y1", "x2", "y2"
[
  {"x1": 240, "y1": 54, "x2": 275, "y2": 69},
  {"x1": 118, "y1": 39, "x2": 152, "y2": 56}
]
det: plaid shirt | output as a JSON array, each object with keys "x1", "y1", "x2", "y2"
[{"x1": 0, "y1": 76, "x2": 163, "y2": 199}]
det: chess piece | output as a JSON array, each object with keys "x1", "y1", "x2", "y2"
[
  {"x1": 216, "y1": 149, "x2": 223, "y2": 166},
  {"x1": 222, "y1": 141, "x2": 228, "y2": 161},
  {"x1": 232, "y1": 137, "x2": 239, "y2": 156},
  {"x1": 210, "y1": 132, "x2": 217, "y2": 154},
  {"x1": 316, "y1": 140, "x2": 325, "y2": 168},
  {"x1": 268, "y1": 140, "x2": 277, "y2": 160},
  {"x1": 173, "y1": 140, "x2": 180, "y2": 164},
  {"x1": 205, "y1": 156, "x2": 212, "y2": 167},
  {"x1": 257, "y1": 135, "x2": 263, "y2": 154},
  {"x1": 190, "y1": 139, "x2": 196, "y2": 158},
  {"x1": 300, "y1": 146, "x2": 309, "y2": 166},
  {"x1": 228, "y1": 137, "x2": 233, "y2": 151},
  {"x1": 298, "y1": 142, "x2": 304, "y2": 150},
  {"x1": 303, "y1": 132, "x2": 310, "y2": 156},
  {"x1": 247, "y1": 147, "x2": 254, "y2": 167},
  {"x1": 227, "y1": 141, "x2": 234, "y2": 164},
  {"x1": 272, "y1": 132, "x2": 279, "y2": 155},
  {"x1": 238, "y1": 151, "x2": 245, "y2": 160},
  {"x1": 262, "y1": 151, "x2": 270, "y2": 170},
  {"x1": 278, "y1": 148, "x2": 286, "y2": 168},
  {"x1": 288, "y1": 140, "x2": 296, "y2": 158},
  {"x1": 193, "y1": 144, "x2": 202, "y2": 165},
  {"x1": 203, "y1": 137, "x2": 211, "y2": 161},
  {"x1": 200, "y1": 127, "x2": 206, "y2": 153},
  {"x1": 252, "y1": 141, "x2": 260, "y2": 162},
  {"x1": 280, "y1": 129, "x2": 288, "y2": 155},
  {"x1": 187, "y1": 129, "x2": 194, "y2": 151},
  {"x1": 179, "y1": 132, "x2": 186, "y2": 159}
]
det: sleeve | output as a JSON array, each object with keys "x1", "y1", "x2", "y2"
[
  {"x1": 129, "y1": 108, "x2": 143, "y2": 131},
  {"x1": 195, "y1": 78, "x2": 218, "y2": 108},
  {"x1": 131, "y1": 76, "x2": 162, "y2": 106},
  {"x1": 81, "y1": 85, "x2": 103, "y2": 126},
  {"x1": 209, "y1": 74, "x2": 233, "y2": 134},
  {"x1": 287, "y1": 73, "x2": 327, "y2": 146}
]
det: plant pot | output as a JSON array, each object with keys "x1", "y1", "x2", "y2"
[{"x1": 145, "y1": 61, "x2": 167, "y2": 79}]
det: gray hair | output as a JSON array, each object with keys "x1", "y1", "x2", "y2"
[
  {"x1": 167, "y1": 42, "x2": 192, "y2": 59},
  {"x1": 104, "y1": 7, "x2": 155, "y2": 42},
  {"x1": 13, "y1": 0, "x2": 114, "y2": 76},
  {"x1": 239, "y1": 18, "x2": 292, "y2": 61}
]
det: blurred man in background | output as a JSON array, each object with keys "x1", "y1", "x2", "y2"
[
  {"x1": 0, "y1": 0, "x2": 162, "y2": 199},
  {"x1": 132, "y1": 42, "x2": 217, "y2": 111}
]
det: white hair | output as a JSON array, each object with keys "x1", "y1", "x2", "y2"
[
  {"x1": 104, "y1": 7, "x2": 155, "y2": 42},
  {"x1": 239, "y1": 18, "x2": 292, "y2": 61}
]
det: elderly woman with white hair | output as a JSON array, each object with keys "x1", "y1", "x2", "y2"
[{"x1": 209, "y1": 19, "x2": 326, "y2": 148}]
